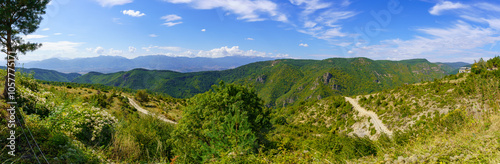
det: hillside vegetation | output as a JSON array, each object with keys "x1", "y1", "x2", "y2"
[
  {"x1": 0, "y1": 66, "x2": 81, "y2": 82},
  {"x1": 1, "y1": 57, "x2": 497, "y2": 163},
  {"x1": 73, "y1": 57, "x2": 454, "y2": 107}
]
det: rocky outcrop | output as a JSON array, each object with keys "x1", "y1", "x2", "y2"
[{"x1": 256, "y1": 75, "x2": 266, "y2": 83}]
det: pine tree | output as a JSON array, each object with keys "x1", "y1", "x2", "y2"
[{"x1": 1, "y1": 0, "x2": 49, "y2": 100}]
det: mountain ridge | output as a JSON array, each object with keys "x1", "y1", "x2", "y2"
[
  {"x1": 22, "y1": 55, "x2": 277, "y2": 73},
  {"x1": 72, "y1": 57, "x2": 454, "y2": 106}
]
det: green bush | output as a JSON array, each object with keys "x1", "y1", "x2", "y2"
[
  {"x1": 173, "y1": 82, "x2": 271, "y2": 163},
  {"x1": 136, "y1": 89, "x2": 149, "y2": 102}
]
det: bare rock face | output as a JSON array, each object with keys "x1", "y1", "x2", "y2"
[
  {"x1": 322, "y1": 72, "x2": 333, "y2": 84},
  {"x1": 256, "y1": 75, "x2": 266, "y2": 83}
]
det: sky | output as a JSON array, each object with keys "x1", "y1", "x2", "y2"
[{"x1": 16, "y1": 0, "x2": 500, "y2": 63}]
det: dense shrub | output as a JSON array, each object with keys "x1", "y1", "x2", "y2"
[{"x1": 173, "y1": 82, "x2": 271, "y2": 163}]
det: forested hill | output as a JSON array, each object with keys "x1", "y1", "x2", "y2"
[
  {"x1": 72, "y1": 57, "x2": 454, "y2": 106},
  {"x1": 0, "y1": 66, "x2": 81, "y2": 82}
]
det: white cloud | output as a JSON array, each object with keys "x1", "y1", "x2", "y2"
[
  {"x1": 350, "y1": 21, "x2": 500, "y2": 62},
  {"x1": 149, "y1": 34, "x2": 158, "y2": 37},
  {"x1": 158, "y1": 46, "x2": 182, "y2": 51},
  {"x1": 245, "y1": 38, "x2": 254, "y2": 40},
  {"x1": 94, "y1": 0, "x2": 133, "y2": 7},
  {"x1": 161, "y1": 14, "x2": 183, "y2": 27},
  {"x1": 142, "y1": 45, "x2": 182, "y2": 52},
  {"x1": 291, "y1": 0, "x2": 356, "y2": 43},
  {"x1": 474, "y1": 2, "x2": 500, "y2": 12},
  {"x1": 141, "y1": 45, "x2": 288, "y2": 58},
  {"x1": 94, "y1": 46, "x2": 105, "y2": 54},
  {"x1": 109, "y1": 48, "x2": 123, "y2": 55},
  {"x1": 54, "y1": 33, "x2": 62, "y2": 35},
  {"x1": 24, "y1": 35, "x2": 48, "y2": 39},
  {"x1": 38, "y1": 41, "x2": 84, "y2": 52},
  {"x1": 41, "y1": 28, "x2": 50, "y2": 31},
  {"x1": 192, "y1": 46, "x2": 289, "y2": 58},
  {"x1": 299, "y1": 43, "x2": 309, "y2": 47},
  {"x1": 290, "y1": 0, "x2": 332, "y2": 15},
  {"x1": 161, "y1": 14, "x2": 182, "y2": 21},
  {"x1": 201, "y1": 29, "x2": 206, "y2": 32},
  {"x1": 163, "y1": 0, "x2": 287, "y2": 22},
  {"x1": 129, "y1": 46, "x2": 136, "y2": 53},
  {"x1": 429, "y1": 1, "x2": 468, "y2": 15},
  {"x1": 163, "y1": 22, "x2": 183, "y2": 27},
  {"x1": 122, "y1": 10, "x2": 146, "y2": 17}
]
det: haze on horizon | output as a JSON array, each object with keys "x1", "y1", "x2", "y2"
[{"x1": 16, "y1": 0, "x2": 500, "y2": 63}]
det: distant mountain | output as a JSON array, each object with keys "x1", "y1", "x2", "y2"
[
  {"x1": 436, "y1": 62, "x2": 471, "y2": 74},
  {"x1": 72, "y1": 57, "x2": 452, "y2": 106},
  {"x1": 22, "y1": 55, "x2": 277, "y2": 73},
  {"x1": 437, "y1": 62, "x2": 470, "y2": 69},
  {"x1": 0, "y1": 66, "x2": 81, "y2": 82}
]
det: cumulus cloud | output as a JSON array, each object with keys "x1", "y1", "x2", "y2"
[
  {"x1": 41, "y1": 28, "x2": 50, "y2": 31},
  {"x1": 350, "y1": 21, "x2": 500, "y2": 62},
  {"x1": 94, "y1": 0, "x2": 133, "y2": 7},
  {"x1": 245, "y1": 38, "x2": 254, "y2": 40},
  {"x1": 149, "y1": 34, "x2": 158, "y2": 37},
  {"x1": 122, "y1": 10, "x2": 146, "y2": 17},
  {"x1": 342, "y1": 1, "x2": 500, "y2": 62},
  {"x1": 161, "y1": 14, "x2": 183, "y2": 27},
  {"x1": 94, "y1": 46, "x2": 105, "y2": 54},
  {"x1": 54, "y1": 33, "x2": 62, "y2": 35},
  {"x1": 299, "y1": 43, "x2": 309, "y2": 47},
  {"x1": 201, "y1": 29, "x2": 206, "y2": 32},
  {"x1": 163, "y1": 0, "x2": 287, "y2": 22},
  {"x1": 429, "y1": 1, "x2": 468, "y2": 15},
  {"x1": 129, "y1": 46, "x2": 136, "y2": 53},
  {"x1": 142, "y1": 45, "x2": 289, "y2": 58}
]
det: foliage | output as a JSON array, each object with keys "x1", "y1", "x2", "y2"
[
  {"x1": 0, "y1": 0, "x2": 50, "y2": 98},
  {"x1": 109, "y1": 115, "x2": 175, "y2": 162},
  {"x1": 135, "y1": 89, "x2": 149, "y2": 103},
  {"x1": 73, "y1": 58, "x2": 451, "y2": 107},
  {"x1": 173, "y1": 82, "x2": 271, "y2": 163},
  {"x1": 472, "y1": 58, "x2": 487, "y2": 74},
  {"x1": 47, "y1": 104, "x2": 117, "y2": 146},
  {"x1": 487, "y1": 56, "x2": 500, "y2": 68}
]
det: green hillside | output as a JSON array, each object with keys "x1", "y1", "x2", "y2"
[
  {"x1": 1, "y1": 57, "x2": 499, "y2": 163},
  {"x1": 0, "y1": 66, "x2": 81, "y2": 82},
  {"x1": 73, "y1": 57, "x2": 453, "y2": 106}
]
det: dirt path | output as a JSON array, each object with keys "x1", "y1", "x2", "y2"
[
  {"x1": 345, "y1": 97, "x2": 392, "y2": 136},
  {"x1": 128, "y1": 97, "x2": 178, "y2": 125}
]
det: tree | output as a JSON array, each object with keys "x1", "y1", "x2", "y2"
[
  {"x1": 1, "y1": 0, "x2": 49, "y2": 100},
  {"x1": 173, "y1": 81, "x2": 271, "y2": 163},
  {"x1": 472, "y1": 58, "x2": 487, "y2": 74},
  {"x1": 135, "y1": 89, "x2": 149, "y2": 103}
]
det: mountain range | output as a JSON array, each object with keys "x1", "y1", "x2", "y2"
[
  {"x1": 72, "y1": 57, "x2": 462, "y2": 106},
  {"x1": 10, "y1": 57, "x2": 470, "y2": 106},
  {"x1": 22, "y1": 55, "x2": 276, "y2": 73}
]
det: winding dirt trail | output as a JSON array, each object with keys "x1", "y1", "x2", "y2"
[
  {"x1": 345, "y1": 97, "x2": 392, "y2": 136},
  {"x1": 128, "y1": 97, "x2": 178, "y2": 125}
]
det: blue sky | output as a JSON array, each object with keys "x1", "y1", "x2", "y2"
[{"x1": 19, "y1": 0, "x2": 500, "y2": 63}]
